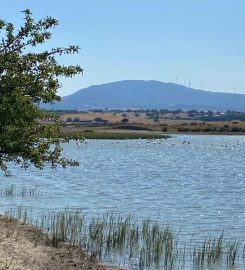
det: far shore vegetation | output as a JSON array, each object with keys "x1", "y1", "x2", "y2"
[{"x1": 44, "y1": 108, "x2": 245, "y2": 139}]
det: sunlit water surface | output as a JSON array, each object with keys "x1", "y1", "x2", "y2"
[{"x1": 1, "y1": 135, "x2": 245, "y2": 269}]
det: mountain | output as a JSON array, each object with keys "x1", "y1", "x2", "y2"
[{"x1": 42, "y1": 80, "x2": 245, "y2": 111}]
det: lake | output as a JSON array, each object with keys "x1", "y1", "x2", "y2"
[{"x1": 1, "y1": 135, "x2": 245, "y2": 269}]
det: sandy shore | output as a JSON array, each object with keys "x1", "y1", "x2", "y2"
[{"x1": 0, "y1": 215, "x2": 121, "y2": 270}]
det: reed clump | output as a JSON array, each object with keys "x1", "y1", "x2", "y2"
[
  {"x1": 5, "y1": 207, "x2": 244, "y2": 269},
  {"x1": 0, "y1": 185, "x2": 42, "y2": 198}
]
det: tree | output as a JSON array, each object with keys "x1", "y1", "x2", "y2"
[
  {"x1": 0, "y1": 10, "x2": 83, "y2": 175},
  {"x1": 121, "y1": 118, "x2": 129, "y2": 124},
  {"x1": 73, "y1": 117, "x2": 81, "y2": 122},
  {"x1": 94, "y1": 117, "x2": 108, "y2": 123}
]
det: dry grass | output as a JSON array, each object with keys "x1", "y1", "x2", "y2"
[
  {"x1": 60, "y1": 112, "x2": 245, "y2": 135},
  {"x1": 60, "y1": 112, "x2": 154, "y2": 125}
]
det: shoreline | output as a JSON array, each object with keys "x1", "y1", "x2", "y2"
[
  {"x1": 0, "y1": 215, "x2": 121, "y2": 270},
  {"x1": 60, "y1": 131, "x2": 245, "y2": 140},
  {"x1": 1, "y1": 207, "x2": 243, "y2": 269},
  {"x1": 59, "y1": 123, "x2": 245, "y2": 139}
]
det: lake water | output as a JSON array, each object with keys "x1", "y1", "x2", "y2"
[{"x1": 1, "y1": 135, "x2": 245, "y2": 268}]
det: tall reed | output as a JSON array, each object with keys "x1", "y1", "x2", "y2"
[{"x1": 4, "y1": 207, "x2": 244, "y2": 269}]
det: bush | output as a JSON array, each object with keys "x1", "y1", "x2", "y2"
[
  {"x1": 121, "y1": 118, "x2": 129, "y2": 124},
  {"x1": 159, "y1": 109, "x2": 169, "y2": 115},
  {"x1": 191, "y1": 128, "x2": 201, "y2": 132},
  {"x1": 94, "y1": 117, "x2": 107, "y2": 123},
  {"x1": 73, "y1": 117, "x2": 80, "y2": 122},
  {"x1": 177, "y1": 127, "x2": 189, "y2": 132},
  {"x1": 172, "y1": 109, "x2": 183, "y2": 114},
  {"x1": 231, "y1": 127, "x2": 242, "y2": 132},
  {"x1": 203, "y1": 128, "x2": 212, "y2": 132}
]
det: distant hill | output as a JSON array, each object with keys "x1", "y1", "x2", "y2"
[{"x1": 42, "y1": 80, "x2": 245, "y2": 111}]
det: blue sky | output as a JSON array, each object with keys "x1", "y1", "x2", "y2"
[{"x1": 1, "y1": 0, "x2": 245, "y2": 96}]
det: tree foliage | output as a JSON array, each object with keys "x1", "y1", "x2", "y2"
[{"x1": 0, "y1": 10, "x2": 83, "y2": 175}]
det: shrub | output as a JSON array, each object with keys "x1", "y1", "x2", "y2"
[
  {"x1": 121, "y1": 118, "x2": 129, "y2": 124},
  {"x1": 231, "y1": 127, "x2": 242, "y2": 132},
  {"x1": 73, "y1": 117, "x2": 80, "y2": 122},
  {"x1": 191, "y1": 128, "x2": 201, "y2": 132},
  {"x1": 94, "y1": 117, "x2": 108, "y2": 123}
]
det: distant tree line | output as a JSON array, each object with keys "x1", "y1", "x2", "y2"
[{"x1": 50, "y1": 108, "x2": 245, "y2": 122}]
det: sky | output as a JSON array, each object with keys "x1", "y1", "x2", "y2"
[{"x1": 1, "y1": 0, "x2": 245, "y2": 96}]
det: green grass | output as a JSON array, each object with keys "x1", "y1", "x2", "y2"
[{"x1": 60, "y1": 131, "x2": 170, "y2": 140}]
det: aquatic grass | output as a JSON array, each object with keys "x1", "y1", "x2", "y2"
[
  {"x1": 4, "y1": 207, "x2": 245, "y2": 269},
  {"x1": 42, "y1": 209, "x2": 87, "y2": 247},
  {"x1": 193, "y1": 235, "x2": 222, "y2": 267},
  {"x1": 20, "y1": 185, "x2": 43, "y2": 198},
  {"x1": 1, "y1": 184, "x2": 15, "y2": 196},
  {"x1": 242, "y1": 243, "x2": 245, "y2": 258},
  {"x1": 0, "y1": 185, "x2": 42, "y2": 198},
  {"x1": 226, "y1": 240, "x2": 239, "y2": 266}
]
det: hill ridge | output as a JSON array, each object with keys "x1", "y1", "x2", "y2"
[{"x1": 42, "y1": 80, "x2": 245, "y2": 111}]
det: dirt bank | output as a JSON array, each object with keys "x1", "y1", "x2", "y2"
[{"x1": 0, "y1": 215, "x2": 121, "y2": 270}]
